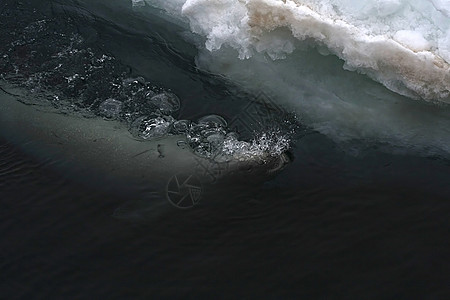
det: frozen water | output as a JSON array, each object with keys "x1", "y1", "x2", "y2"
[
  {"x1": 187, "y1": 122, "x2": 228, "y2": 158},
  {"x1": 221, "y1": 131, "x2": 291, "y2": 161},
  {"x1": 147, "y1": 0, "x2": 450, "y2": 102},
  {"x1": 99, "y1": 98, "x2": 123, "y2": 119},
  {"x1": 0, "y1": 4, "x2": 294, "y2": 167},
  {"x1": 198, "y1": 114, "x2": 228, "y2": 127},
  {"x1": 130, "y1": 115, "x2": 175, "y2": 140},
  {"x1": 430, "y1": 0, "x2": 450, "y2": 17},
  {"x1": 149, "y1": 92, "x2": 181, "y2": 114},
  {"x1": 393, "y1": 30, "x2": 431, "y2": 52},
  {"x1": 171, "y1": 120, "x2": 192, "y2": 134}
]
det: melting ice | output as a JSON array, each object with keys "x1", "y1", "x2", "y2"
[
  {"x1": 146, "y1": 0, "x2": 450, "y2": 102},
  {"x1": 142, "y1": 0, "x2": 450, "y2": 157}
]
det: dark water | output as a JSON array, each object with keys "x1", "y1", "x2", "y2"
[{"x1": 1, "y1": 0, "x2": 449, "y2": 298}]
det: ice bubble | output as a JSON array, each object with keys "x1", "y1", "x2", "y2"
[
  {"x1": 206, "y1": 132, "x2": 225, "y2": 144},
  {"x1": 189, "y1": 123, "x2": 227, "y2": 139},
  {"x1": 187, "y1": 123, "x2": 228, "y2": 158},
  {"x1": 99, "y1": 98, "x2": 122, "y2": 118},
  {"x1": 130, "y1": 115, "x2": 174, "y2": 140},
  {"x1": 149, "y1": 92, "x2": 181, "y2": 114},
  {"x1": 206, "y1": 132, "x2": 226, "y2": 154},
  {"x1": 198, "y1": 114, "x2": 228, "y2": 127},
  {"x1": 122, "y1": 77, "x2": 145, "y2": 86},
  {"x1": 171, "y1": 119, "x2": 192, "y2": 134}
]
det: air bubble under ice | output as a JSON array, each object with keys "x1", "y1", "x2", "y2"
[
  {"x1": 149, "y1": 92, "x2": 181, "y2": 114},
  {"x1": 99, "y1": 98, "x2": 123, "y2": 118},
  {"x1": 0, "y1": 8, "x2": 293, "y2": 163},
  {"x1": 130, "y1": 115, "x2": 175, "y2": 140}
]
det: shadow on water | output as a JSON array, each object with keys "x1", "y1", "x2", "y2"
[{"x1": 1, "y1": 132, "x2": 449, "y2": 298}]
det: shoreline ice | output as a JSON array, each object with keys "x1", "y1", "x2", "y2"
[{"x1": 147, "y1": 0, "x2": 450, "y2": 102}]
